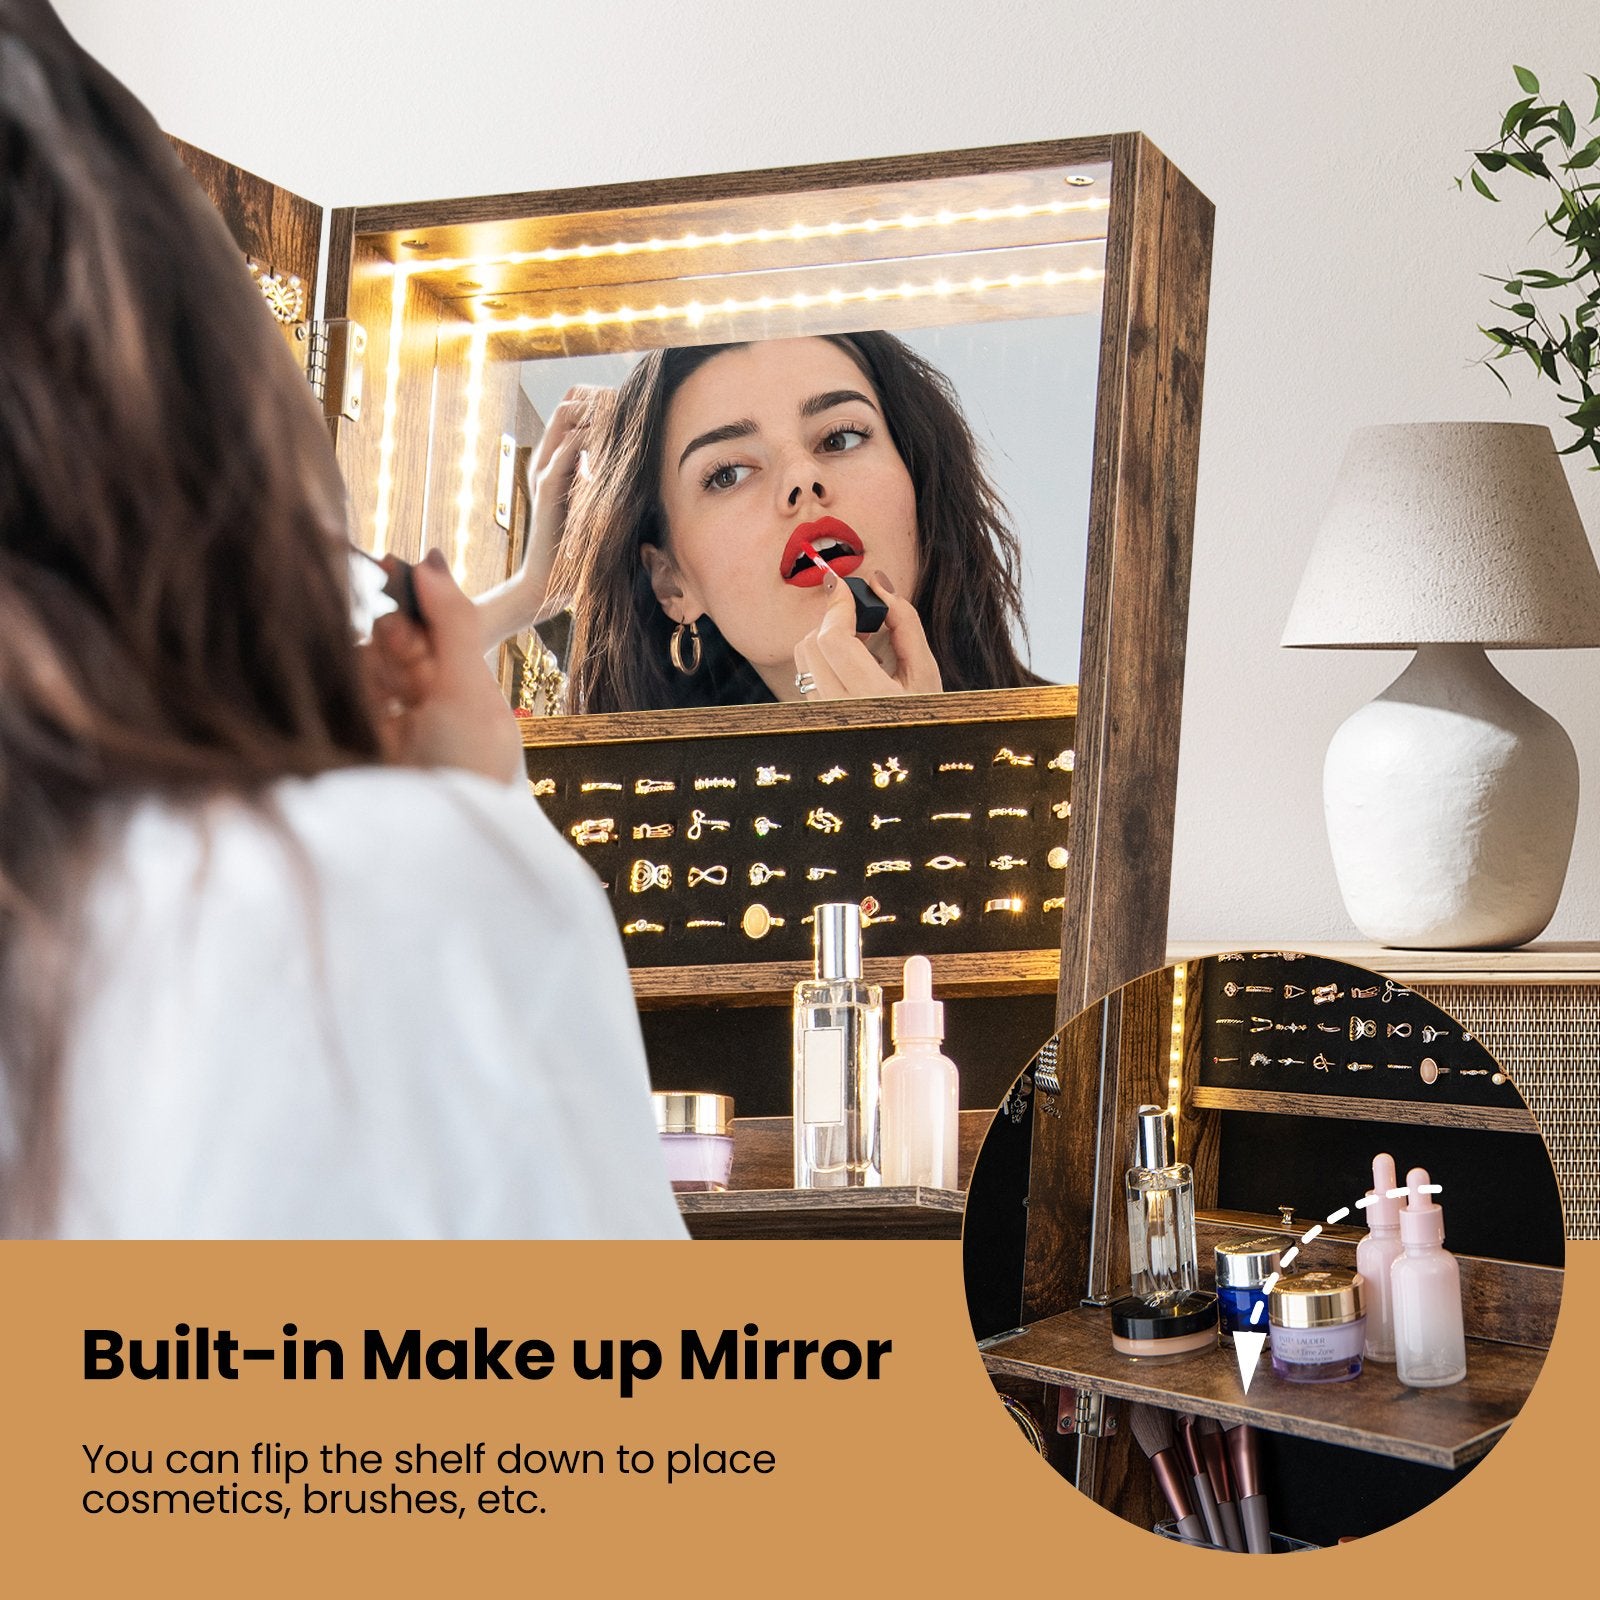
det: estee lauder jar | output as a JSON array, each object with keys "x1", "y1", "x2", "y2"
[
  {"x1": 1268, "y1": 1269, "x2": 1367, "y2": 1383},
  {"x1": 652, "y1": 1093, "x2": 735, "y2": 1192},
  {"x1": 1214, "y1": 1237, "x2": 1283, "y2": 1340}
]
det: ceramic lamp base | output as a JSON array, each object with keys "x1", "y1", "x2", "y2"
[{"x1": 1323, "y1": 645, "x2": 1578, "y2": 948}]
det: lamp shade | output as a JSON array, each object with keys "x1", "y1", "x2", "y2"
[{"x1": 1282, "y1": 422, "x2": 1600, "y2": 648}]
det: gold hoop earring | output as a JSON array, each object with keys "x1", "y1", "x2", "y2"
[{"x1": 668, "y1": 619, "x2": 702, "y2": 675}]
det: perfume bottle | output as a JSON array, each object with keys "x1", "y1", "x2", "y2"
[
  {"x1": 793, "y1": 903, "x2": 883, "y2": 1188},
  {"x1": 1125, "y1": 1104, "x2": 1198, "y2": 1296}
]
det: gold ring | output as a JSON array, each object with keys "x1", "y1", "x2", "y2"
[
  {"x1": 984, "y1": 896, "x2": 1024, "y2": 914},
  {"x1": 629, "y1": 859, "x2": 671, "y2": 893}
]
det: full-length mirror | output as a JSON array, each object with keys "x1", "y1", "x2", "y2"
[{"x1": 328, "y1": 155, "x2": 1110, "y2": 714}]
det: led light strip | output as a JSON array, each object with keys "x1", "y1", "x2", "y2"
[
  {"x1": 403, "y1": 195, "x2": 1108, "y2": 275},
  {"x1": 453, "y1": 263, "x2": 1104, "y2": 336},
  {"x1": 452, "y1": 326, "x2": 489, "y2": 580},
  {"x1": 369, "y1": 267, "x2": 410, "y2": 554},
  {"x1": 1168, "y1": 962, "x2": 1189, "y2": 1129}
]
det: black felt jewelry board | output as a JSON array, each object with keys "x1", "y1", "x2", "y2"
[
  {"x1": 1197, "y1": 951, "x2": 1525, "y2": 1113},
  {"x1": 521, "y1": 703, "x2": 1075, "y2": 969}
]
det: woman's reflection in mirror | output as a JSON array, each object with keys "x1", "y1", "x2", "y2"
[{"x1": 478, "y1": 333, "x2": 1040, "y2": 711}]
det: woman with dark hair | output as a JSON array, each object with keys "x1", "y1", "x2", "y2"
[
  {"x1": 486, "y1": 331, "x2": 1037, "y2": 712},
  {"x1": 0, "y1": 0, "x2": 682, "y2": 1239}
]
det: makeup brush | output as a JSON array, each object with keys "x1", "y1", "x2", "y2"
[
  {"x1": 1196, "y1": 1417, "x2": 1245, "y2": 1552},
  {"x1": 1176, "y1": 1414, "x2": 1225, "y2": 1547},
  {"x1": 1126, "y1": 1405, "x2": 1210, "y2": 1546},
  {"x1": 1225, "y1": 1422, "x2": 1272, "y2": 1555}
]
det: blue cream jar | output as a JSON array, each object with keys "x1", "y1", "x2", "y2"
[{"x1": 1213, "y1": 1237, "x2": 1283, "y2": 1339}]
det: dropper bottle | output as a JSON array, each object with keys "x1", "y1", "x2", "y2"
[
  {"x1": 1356, "y1": 1152, "x2": 1404, "y2": 1361},
  {"x1": 881, "y1": 955, "x2": 960, "y2": 1187},
  {"x1": 1390, "y1": 1167, "x2": 1467, "y2": 1388}
]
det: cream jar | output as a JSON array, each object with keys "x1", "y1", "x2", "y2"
[
  {"x1": 1214, "y1": 1237, "x2": 1283, "y2": 1340},
  {"x1": 1268, "y1": 1269, "x2": 1367, "y2": 1383},
  {"x1": 652, "y1": 1093, "x2": 735, "y2": 1192}
]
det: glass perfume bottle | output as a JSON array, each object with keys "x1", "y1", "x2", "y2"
[
  {"x1": 1125, "y1": 1104, "x2": 1198, "y2": 1296},
  {"x1": 793, "y1": 903, "x2": 883, "y2": 1188}
]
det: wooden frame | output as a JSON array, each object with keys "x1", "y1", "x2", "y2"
[{"x1": 318, "y1": 134, "x2": 1214, "y2": 1019}]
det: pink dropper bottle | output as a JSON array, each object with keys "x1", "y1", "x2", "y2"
[
  {"x1": 1355, "y1": 1152, "x2": 1403, "y2": 1361},
  {"x1": 1390, "y1": 1166, "x2": 1467, "y2": 1388}
]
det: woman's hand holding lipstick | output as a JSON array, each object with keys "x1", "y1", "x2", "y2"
[
  {"x1": 793, "y1": 567, "x2": 942, "y2": 700},
  {"x1": 364, "y1": 550, "x2": 524, "y2": 784}
]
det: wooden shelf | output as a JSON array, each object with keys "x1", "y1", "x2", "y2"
[
  {"x1": 678, "y1": 1186, "x2": 964, "y2": 1239},
  {"x1": 1167, "y1": 941, "x2": 1600, "y2": 986},
  {"x1": 1190, "y1": 1085, "x2": 1538, "y2": 1134},
  {"x1": 634, "y1": 949, "x2": 1060, "y2": 1008},
  {"x1": 981, "y1": 1307, "x2": 1545, "y2": 1469}
]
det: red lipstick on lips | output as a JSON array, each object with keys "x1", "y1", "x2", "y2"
[{"x1": 780, "y1": 517, "x2": 865, "y2": 586}]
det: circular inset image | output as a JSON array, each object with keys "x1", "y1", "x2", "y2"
[{"x1": 963, "y1": 952, "x2": 1565, "y2": 1551}]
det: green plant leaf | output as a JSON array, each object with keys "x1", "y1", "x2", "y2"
[
  {"x1": 1503, "y1": 95, "x2": 1537, "y2": 135},
  {"x1": 1542, "y1": 347, "x2": 1562, "y2": 380},
  {"x1": 1512, "y1": 301, "x2": 1539, "y2": 317},
  {"x1": 1515, "y1": 65, "x2": 1541, "y2": 94},
  {"x1": 1589, "y1": 73, "x2": 1600, "y2": 120},
  {"x1": 1472, "y1": 167, "x2": 1498, "y2": 200},
  {"x1": 1520, "y1": 268, "x2": 1568, "y2": 287},
  {"x1": 1504, "y1": 279, "x2": 1524, "y2": 294},
  {"x1": 1558, "y1": 102, "x2": 1577, "y2": 146},
  {"x1": 1506, "y1": 149, "x2": 1553, "y2": 178},
  {"x1": 1475, "y1": 148, "x2": 1510, "y2": 171},
  {"x1": 1486, "y1": 361, "x2": 1513, "y2": 395}
]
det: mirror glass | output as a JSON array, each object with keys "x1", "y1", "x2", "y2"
[{"x1": 352, "y1": 158, "x2": 1110, "y2": 706}]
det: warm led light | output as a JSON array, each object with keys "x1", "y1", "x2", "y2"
[
  {"x1": 402, "y1": 195, "x2": 1110, "y2": 278},
  {"x1": 451, "y1": 326, "x2": 488, "y2": 580},
  {"x1": 371, "y1": 266, "x2": 410, "y2": 554},
  {"x1": 458, "y1": 263, "x2": 1106, "y2": 336},
  {"x1": 1167, "y1": 963, "x2": 1189, "y2": 1127}
]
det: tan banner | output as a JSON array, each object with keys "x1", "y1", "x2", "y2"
[{"x1": 1, "y1": 1240, "x2": 1592, "y2": 1591}]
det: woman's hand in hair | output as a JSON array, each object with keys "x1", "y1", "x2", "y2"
[
  {"x1": 794, "y1": 569, "x2": 943, "y2": 700},
  {"x1": 364, "y1": 551, "x2": 523, "y2": 784},
  {"x1": 473, "y1": 386, "x2": 606, "y2": 650}
]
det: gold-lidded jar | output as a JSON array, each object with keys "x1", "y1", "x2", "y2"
[
  {"x1": 1268, "y1": 1268, "x2": 1367, "y2": 1383},
  {"x1": 652, "y1": 1092, "x2": 735, "y2": 1192}
]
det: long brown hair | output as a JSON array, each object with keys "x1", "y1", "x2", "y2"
[
  {"x1": 0, "y1": 0, "x2": 382, "y2": 1227},
  {"x1": 555, "y1": 332, "x2": 1037, "y2": 711}
]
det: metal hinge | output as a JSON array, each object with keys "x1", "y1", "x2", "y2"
[
  {"x1": 1057, "y1": 1386, "x2": 1117, "y2": 1437},
  {"x1": 294, "y1": 319, "x2": 367, "y2": 422}
]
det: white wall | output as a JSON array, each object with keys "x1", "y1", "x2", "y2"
[{"x1": 53, "y1": 0, "x2": 1600, "y2": 942}]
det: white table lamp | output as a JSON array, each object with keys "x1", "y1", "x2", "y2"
[{"x1": 1283, "y1": 422, "x2": 1600, "y2": 948}]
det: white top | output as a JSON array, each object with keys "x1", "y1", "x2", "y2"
[{"x1": 43, "y1": 766, "x2": 686, "y2": 1240}]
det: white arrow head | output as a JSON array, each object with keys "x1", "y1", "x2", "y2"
[{"x1": 1234, "y1": 1331, "x2": 1269, "y2": 1394}]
